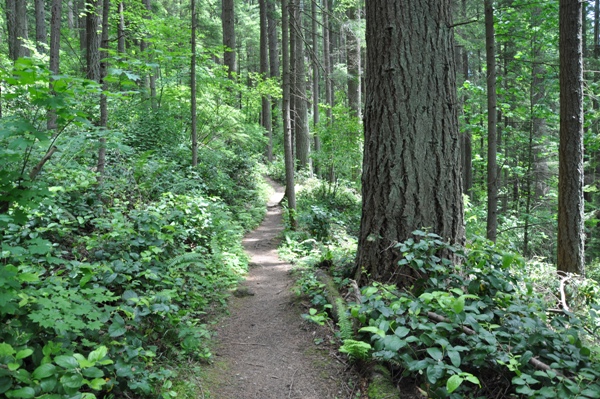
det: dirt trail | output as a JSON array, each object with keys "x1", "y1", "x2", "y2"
[{"x1": 204, "y1": 178, "x2": 357, "y2": 399}]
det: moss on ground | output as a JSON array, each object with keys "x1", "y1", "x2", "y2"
[{"x1": 367, "y1": 365, "x2": 401, "y2": 399}]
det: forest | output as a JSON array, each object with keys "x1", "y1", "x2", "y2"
[{"x1": 1, "y1": 0, "x2": 600, "y2": 398}]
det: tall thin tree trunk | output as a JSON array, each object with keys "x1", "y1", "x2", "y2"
[
  {"x1": 47, "y1": 0, "x2": 62, "y2": 131},
  {"x1": 322, "y1": 0, "x2": 332, "y2": 123},
  {"x1": 282, "y1": 0, "x2": 297, "y2": 228},
  {"x1": 558, "y1": 0, "x2": 585, "y2": 274},
  {"x1": 222, "y1": 0, "x2": 237, "y2": 79},
  {"x1": 346, "y1": 4, "x2": 360, "y2": 117},
  {"x1": 312, "y1": 0, "x2": 321, "y2": 175},
  {"x1": 294, "y1": 0, "x2": 310, "y2": 170},
  {"x1": 118, "y1": 2, "x2": 125, "y2": 54},
  {"x1": 97, "y1": 0, "x2": 110, "y2": 183},
  {"x1": 35, "y1": 0, "x2": 47, "y2": 53},
  {"x1": 86, "y1": 0, "x2": 101, "y2": 81},
  {"x1": 260, "y1": 0, "x2": 273, "y2": 162},
  {"x1": 191, "y1": 0, "x2": 198, "y2": 167},
  {"x1": 67, "y1": 0, "x2": 74, "y2": 29},
  {"x1": 485, "y1": 0, "x2": 498, "y2": 242},
  {"x1": 5, "y1": 0, "x2": 16, "y2": 60}
]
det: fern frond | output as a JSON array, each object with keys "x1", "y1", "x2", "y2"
[
  {"x1": 167, "y1": 252, "x2": 207, "y2": 269},
  {"x1": 336, "y1": 298, "x2": 354, "y2": 341},
  {"x1": 339, "y1": 339, "x2": 371, "y2": 360}
]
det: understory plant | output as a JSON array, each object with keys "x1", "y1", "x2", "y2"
[{"x1": 349, "y1": 231, "x2": 600, "y2": 398}]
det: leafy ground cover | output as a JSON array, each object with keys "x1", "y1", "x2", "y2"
[
  {"x1": 0, "y1": 143, "x2": 268, "y2": 398},
  {"x1": 281, "y1": 174, "x2": 600, "y2": 398}
]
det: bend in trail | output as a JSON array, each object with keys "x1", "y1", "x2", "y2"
[{"x1": 203, "y1": 178, "x2": 356, "y2": 399}]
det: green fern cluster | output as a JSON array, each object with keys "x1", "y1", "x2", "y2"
[
  {"x1": 167, "y1": 252, "x2": 207, "y2": 269},
  {"x1": 339, "y1": 339, "x2": 372, "y2": 360},
  {"x1": 335, "y1": 298, "x2": 354, "y2": 341}
]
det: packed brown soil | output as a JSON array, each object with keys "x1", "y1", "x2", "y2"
[{"x1": 203, "y1": 178, "x2": 360, "y2": 399}]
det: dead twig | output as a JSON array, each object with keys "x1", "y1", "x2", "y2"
[
  {"x1": 288, "y1": 369, "x2": 298, "y2": 398},
  {"x1": 228, "y1": 342, "x2": 268, "y2": 346}
]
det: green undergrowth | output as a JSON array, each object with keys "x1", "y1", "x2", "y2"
[
  {"x1": 0, "y1": 144, "x2": 268, "y2": 398},
  {"x1": 282, "y1": 176, "x2": 600, "y2": 399}
]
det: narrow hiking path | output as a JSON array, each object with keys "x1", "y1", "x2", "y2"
[{"x1": 202, "y1": 178, "x2": 359, "y2": 399}]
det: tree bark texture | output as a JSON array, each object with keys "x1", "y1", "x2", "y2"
[
  {"x1": 15, "y1": 0, "x2": 29, "y2": 58},
  {"x1": 484, "y1": 0, "x2": 498, "y2": 242},
  {"x1": 47, "y1": 0, "x2": 62, "y2": 131},
  {"x1": 356, "y1": 0, "x2": 464, "y2": 286},
  {"x1": 97, "y1": 0, "x2": 110, "y2": 182},
  {"x1": 260, "y1": 0, "x2": 273, "y2": 162},
  {"x1": 294, "y1": 0, "x2": 310, "y2": 170},
  {"x1": 558, "y1": 0, "x2": 585, "y2": 274},
  {"x1": 282, "y1": 0, "x2": 297, "y2": 227},
  {"x1": 86, "y1": 0, "x2": 101, "y2": 82},
  {"x1": 267, "y1": 0, "x2": 279, "y2": 78},
  {"x1": 35, "y1": 0, "x2": 47, "y2": 53},
  {"x1": 346, "y1": 5, "x2": 361, "y2": 117},
  {"x1": 222, "y1": 0, "x2": 237, "y2": 78},
  {"x1": 118, "y1": 2, "x2": 125, "y2": 54},
  {"x1": 5, "y1": 0, "x2": 16, "y2": 60},
  {"x1": 311, "y1": 0, "x2": 321, "y2": 174},
  {"x1": 191, "y1": 0, "x2": 198, "y2": 167}
]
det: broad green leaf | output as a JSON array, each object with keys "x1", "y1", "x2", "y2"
[
  {"x1": 426, "y1": 347, "x2": 443, "y2": 361},
  {"x1": 74, "y1": 354, "x2": 94, "y2": 368},
  {"x1": 394, "y1": 326, "x2": 410, "y2": 338},
  {"x1": 55, "y1": 355, "x2": 79, "y2": 369},
  {"x1": 7, "y1": 363, "x2": 20, "y2": 371},
  {"x1": 33, "y1": 363, "x2": 57, "y2": 380},
  {"x1": 426, "y1": 364, "x2": 445, "y2": 384},
  {"x1": 60, "y1": 373, "x2": 84, "y2": 389},
  {"x1": 6, "y1": 387, "x2": 35, "y2": 398},
  {"x1": 0, "y1": 376, "x2": 12, "y2": 393},
  {"x1": 0, "y1": 343, "x2": 15, "y2": 356},
  {"x1": 39, "y1": 377, "x2": 58, "y2": 392},
  {"x1": 447, "y1": 374, "x2": 463, "y2": 393},
  {"x1": 359, "y1": 326, "x2": 385, "y2": 337},
  {"x1": 87, "y1": 346, "x2": 108, "y2": 364},
  {"x1": 447, "y1": 350, "x2": 461, "y2": 367},
  {"x1": 82, "y1": 367, "x2": 104, "y2": 379},
  {"x1": 87, "y1": 377, "x2": 107, "y2": 390},
  {"x1": 452, "y1": 295, "x2": 465, "y2": 314},
  {"x1": 15, "y1": 349, "x2": 33, "y2": 360}
]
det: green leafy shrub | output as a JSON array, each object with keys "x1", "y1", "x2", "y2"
[{"x1": 350, "y1": 232, "x2": 600, "y2": 398}]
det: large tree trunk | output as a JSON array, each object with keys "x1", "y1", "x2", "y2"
[
  {"x1": 47, "y1": 0, "x2": 62, "y2": 131},
  {"x1": 260, "y1": 0, "x2": 273, "y2": 162},
  {"x1": 484, "y1": 0, "x2": 498, "y2": 242},
  {"x1": 282, "y1": 0, "x2": 297, "y2": 228},
  {"x1": 355, "y1": 0, "x2": 464, "y2": 287},
  {"x1": 35, "y1": 0, "x2": 47, "y2": 53},
  {"x1": 222, "y1": 0, "x2": 237, "y2": 79},
  {"x1": 558, "y1": 0, "x2": 585, "y2": 274},
  {"x1": 15, "y1": 0, "x2": 29, "y2": 58}
]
